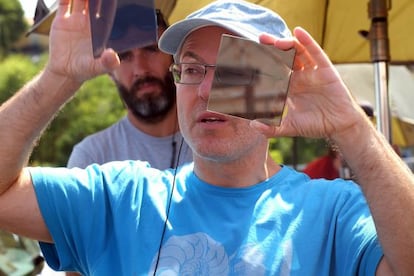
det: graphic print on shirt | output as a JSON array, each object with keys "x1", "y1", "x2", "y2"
[{"x1": 149, "y1": 232, "x2": 295, "y2": 275}]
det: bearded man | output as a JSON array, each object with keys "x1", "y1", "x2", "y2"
[{"x1": 67, "y1": 10, "x2": 192, "y2": 170}]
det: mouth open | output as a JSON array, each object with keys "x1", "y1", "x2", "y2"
[
  {"x1": 199, "y1": 112, "x2": 227, "y2": 123},
  {"x1": 201, "y1": 117, "x2": 225, "y2": 123}
]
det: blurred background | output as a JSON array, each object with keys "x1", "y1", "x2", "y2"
[{"x1": 1, "y1": 0, "x2": 413, "y2": 274}]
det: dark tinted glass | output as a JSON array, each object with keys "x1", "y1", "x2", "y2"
[
  {"x1": 89, "y1": 0, "x2": 157, "y2": 57},
  {"x1": 208, "y1": 35, "x2": 296, "y2": 126}
]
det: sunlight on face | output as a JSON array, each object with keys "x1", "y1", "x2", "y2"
[{"x1": 176, "y1": 26, "x2": 268, "y2": 163}]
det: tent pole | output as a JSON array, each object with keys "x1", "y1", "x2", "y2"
[
  {"x1": 369, "y1": 0, "x2": 391, "y2": 143},
  {"x1": 374, "y1": 62, "x2": 391, "y2": 142}
]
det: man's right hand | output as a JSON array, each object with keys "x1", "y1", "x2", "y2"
[{"x1": 46, "y1": 0, "x2": 120, "y2": 86}]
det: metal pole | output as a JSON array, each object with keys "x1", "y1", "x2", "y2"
[
  {"x1": 368, "y1": 0, "x2": 391, "y2": 142},
  {"x1": 374, "y1": 62, "x2": 391, "y2": 142}
]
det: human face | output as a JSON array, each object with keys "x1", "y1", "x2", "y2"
[
  {"x1": 112, "y1": 36, "x2": 176, "y2": 124},
  {"x1": 176, "y1": 26, "x2": 268, "y2": 163}
]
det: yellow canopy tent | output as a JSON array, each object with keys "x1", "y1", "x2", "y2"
[
  {"x1": 169, "y1": 0, "x2": 414, "y2": 64},
  {"x1": 29, "y1": 0, "x2": 414, "y2": 63}
]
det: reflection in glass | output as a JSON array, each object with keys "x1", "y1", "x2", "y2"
[{"x1": 207, "y1": 35, "x2": 296, "y2": 126}]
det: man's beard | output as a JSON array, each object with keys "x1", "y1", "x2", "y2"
[{"x1": 115, "y1": 73, "x2": 176, "y2": 124}]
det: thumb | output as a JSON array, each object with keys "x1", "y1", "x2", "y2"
[
  {"x1": 250, "y1": 120, "x2": 277, "y2": 138},
  {"x1": 100, "y1": 48, "x2": 120, "y2": 73}
]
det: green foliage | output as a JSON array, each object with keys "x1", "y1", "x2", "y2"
[
  {"x1": 30, "y1": 75, "x2": 126, "y2": 166},
  {"x1": 0, "y1": 54, "x2": 40, "y2": 103},
  {"x1": 0, "y1": 0, "x2": 28, "y2": 58},
  {"x1": 269, "y1": 137, "x2": 292, "y2": 164},
  {"x1": 0, "y1": 52, "x2": 125, "y2": 166},
  {"x1": 269, "y1": 137, "x2": 329, "y2": 169}
]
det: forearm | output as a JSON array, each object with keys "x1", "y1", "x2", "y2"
[
  {"x1": 0, "y1": 69, "x2": 81, "y2": 193},
  {"x1": 332, "y1": 116, "x2": 414, "y2": 273}
]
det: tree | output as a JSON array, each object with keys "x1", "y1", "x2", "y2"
[
  {"x1": 0, "y1": 0, "x2": 28, "y2": 58},
  {"x1": 0, "y1": 53, "x2": 126, "y2": 166},
  {"x1": 269, "y1": 137, "x2": 327, "y2": 169},
  {"x1": 0, "y1": 54, "x2": 40, "y2": 103},
  {"x1": 30, "y1": 75, "x2": 126, "y2": 166}
]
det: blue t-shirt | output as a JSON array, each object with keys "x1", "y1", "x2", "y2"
[{"x1": 30, "y1": 162, "x2": 382, "y2": 275}]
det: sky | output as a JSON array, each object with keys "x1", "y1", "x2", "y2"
[{"x1": 18, "y1": 0, "x2": 56, "y2": 19}]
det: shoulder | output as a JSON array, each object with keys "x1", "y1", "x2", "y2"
[
  {"x1": 277, "y1": 166, "x2": 363, "y2": 202},
  {"x1": 32, "y1": 160, "x2": 174, "y2": 200},
  {"x1": 86, "y1": 118, "x2": 127, "y2": 140},
  {"x1": 73, "y1": 118, "x2": 128, "y2": 148}
]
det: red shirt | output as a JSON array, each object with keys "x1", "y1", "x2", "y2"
[{"x1": 302, "y1": 155, "x2": 340, "y2": 180}]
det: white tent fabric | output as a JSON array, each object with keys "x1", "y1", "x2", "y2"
[
  {"x1": 336, "y1": 64, "x2": 414, "y2": 123},
  {"x1": 335, "y1": 64, "x2": 414, "y2": 146}
]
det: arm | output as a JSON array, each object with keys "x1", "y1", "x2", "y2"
[
  {"x1": 0, "y1": 0, "x2": 119, "y2": 241},
  {"x1": 332, "y1": 106, "x2": 414, "y2": 275},
  {"x1": 254, "y1": 28, "x2": 414, "y2": 274}
]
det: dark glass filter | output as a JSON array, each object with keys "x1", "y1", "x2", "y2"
[
  {"x1": 207, "y1": 35, "x2": 296, "y2": 126},
  {"x1": 89, "y1": 0, "x2": 157, "y2": 58}
]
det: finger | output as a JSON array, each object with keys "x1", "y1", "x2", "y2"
[
  {"x1": 250, "y1": 120, "x2": 277, "y2": 138},
  {"x1": 258, "y1": 33, "x2": 274, "y2": 45},
  {"x1": 259, "y1": 33, "x2": 315, "y2": 71},
  {"x1": 56, "y1": 0, "x2": 71, "y2": 17},
  {"x1": 99, "y1": 48, "x2": 121, "y2": 72},
  {"x1": 293, "y1": 27, "x2": 332, "y2": 68},
  {"x1": 259, "y1": 33, "x2": 294, "y2": 50},
  {"x1": 71, "y1": 0, "x2": 88, "y2": 14},
  {"x1": 290, "y1": 40, "x2": 315, "y2": 71}
]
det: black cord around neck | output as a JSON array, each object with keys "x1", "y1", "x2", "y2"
[
  {"x1": 153, "y1": 137, "x2": 184, "y2": 275},
  {"x1": 169, "y1": 118, "x2": 178, "y2": 168},
  {"x1": 170, "y1": 140, "x2": 177, "y2": 168}
]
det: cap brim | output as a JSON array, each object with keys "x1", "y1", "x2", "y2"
[{"x1": 159, "y1": 18, "x2": 253, "y2": 56}]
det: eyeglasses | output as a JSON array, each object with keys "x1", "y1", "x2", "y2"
[{"x1": 170, "y1": 63, "x2": 269, "y2": 86}]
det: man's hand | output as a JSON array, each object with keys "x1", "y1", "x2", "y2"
[
  {"x1": 253, "y1": 27, "x2": 368, "y2": 140},
  {"x1": 46, "y1": 0, "x2": 120, "y2": 85}
]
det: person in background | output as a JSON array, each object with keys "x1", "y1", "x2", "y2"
[
  {"x1": 302, "y1": 145, "x2": 341, "y2": 180},
  {"x1": 67, "y1": 9, "x2": 192, "y2": 170},
  {"x1": 0, "y1": 0, "x2": 413, "y2": 274}
]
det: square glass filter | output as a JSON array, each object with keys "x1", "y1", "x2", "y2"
[
  {"x1": 89, "y1": 0, "x2": 157, "y2": 57},
  {"x1": 207, "y1": 34, "x2": 296, "y2": 126}
]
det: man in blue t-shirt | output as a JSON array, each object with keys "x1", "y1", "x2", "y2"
[{"x1": 0, "y1": 0, "x2": 412, "y2": 275}]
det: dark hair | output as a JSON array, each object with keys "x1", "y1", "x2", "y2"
[
  {"x1": 360, "y1": 104, "x2": 374, "y2": 118},
  {"x1": 156, "y1": 9, "x2": 169, "y2": 29}
]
